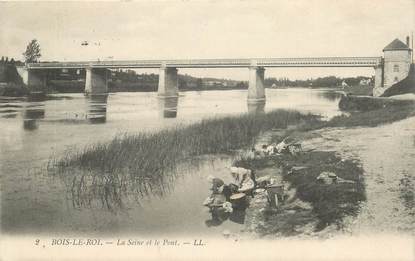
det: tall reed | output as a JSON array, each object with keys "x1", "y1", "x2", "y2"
[{"x1": 52, "y1": 110, "x2": 315, "y2": 178}]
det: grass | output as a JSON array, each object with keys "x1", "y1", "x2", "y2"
[
  {"x1": 49, "y1": 107, "x2": 315, "y2": 183},
  {"x1": 50, "y1": 98, "x2": 415, "y2": 211},
  {"x1": 52, "y1": 110, "x2": 316, "y2": 176},
  {"x1": 279, "y1": 151, "x2": 365, "y2": 231},
  {"x1": 399, "y1": 173, "x2": 415, "y2": 211},
  {"x1": 342, "y1": 85, "x2": 373, "y2": 96},
  {"x1": 294, "y1": 102, "x2": 415, "y2": 131},
  {"x1": 234, "y1": 150, "x2": 365, "y2": 235},
  {"x1": 328, "y1": 102, "x2": 415, "y2": 127},
  {"x1": 49, "y1": 110, "x2": 317, "y2": 210}
]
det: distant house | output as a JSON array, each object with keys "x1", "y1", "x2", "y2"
[
  {"x1": 204, "y1": 80, "x2": 224, "y2": 87},
  {"x1": 382, "y1": 38, "x2": 412, "y2": 88},
  {"x1": 61, "y1": 68, "x2": 69, "y2": 75},
  {"x1": 359, "y1": 78, "x2": 371, "y2": 86},
  {"x1": 341, "y1": 80, "x2": 349, "y2": 88}
]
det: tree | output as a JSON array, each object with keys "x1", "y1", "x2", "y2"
[{"x1": 23, "y1": 39, "x2": 41, "y2": 63}]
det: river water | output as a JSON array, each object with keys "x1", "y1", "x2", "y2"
[{"x1": 0, "y1": 88, "x2": 342, "y2": 236}]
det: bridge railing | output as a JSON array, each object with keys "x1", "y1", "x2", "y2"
[
  {"x1": 26, "y1": 56, "x2": 382, "y2": 69},
  {"x1": 257, "y1": 57, "x2": 382, "y2": 66}
]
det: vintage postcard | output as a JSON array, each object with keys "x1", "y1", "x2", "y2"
[{"x1": 0, "y1": 0, "x2": 414, "y2": 260}]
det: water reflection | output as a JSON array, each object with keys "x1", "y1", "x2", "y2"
[
  {"x1": 58, "y1": 163, "x2": 178, "y2": 212},
  {"x1": 87, "y1": 94, "x2": 108, "y2": 124},
  {"x1": 316, "y1": 90, "x2": 343, "y2": 101},
  {"x1": 0, "y1": 97, "x2": 24, "y2": 118},
  {"x1": 57, "y1": 156, "x2": 222, "y2": 213},
  {"x1": 247, "y1": 101, "x2": 265, "y2": 114},
  {"x1": 54, "y1": 156, "x2": 251, "y2": 233},
  {"x1": 23, "y1": 103, "x2": 45, "y2": 130},
  {"x1": 158, "y1": 97, "x2": 178, "y2": 118}
]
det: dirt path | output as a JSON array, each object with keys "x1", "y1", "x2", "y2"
[{"x1": 302, "y1": 117, "x2": 415, "y2": 235}]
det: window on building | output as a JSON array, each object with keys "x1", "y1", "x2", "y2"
[
  {"x1": 393, "y1": 65, "x2": 399, "y2": 72},
  {"x1": 394, "y1": 77, "x2": 399, "y2": 82}
]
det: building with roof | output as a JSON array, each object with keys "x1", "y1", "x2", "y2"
[{"x1": 374, "y1": 38, "x2": 413, "y2": 96}]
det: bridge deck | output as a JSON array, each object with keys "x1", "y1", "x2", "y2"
[{"x1": 27, "y1": 57, "x2": 382, "y2": 69}]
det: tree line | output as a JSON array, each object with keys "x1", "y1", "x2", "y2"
[{"x1": 265, "y1": 76, "x2": 373, "y2": 88}]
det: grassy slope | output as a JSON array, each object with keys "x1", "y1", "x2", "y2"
[
  {"x1": 296, "y1": 102, "x2": 415, "y2": 131},
  {"x1": 342, "y1": 85, "x2": 373, "y2": 96},
  {"x1": 236, "y1": 102, "x2": 415, "y2": 234},
  {"x1": 328, "y1": 102, "x2": 415, "y2": 127},
  {"x1": 240, "y1": 151, "x2": 365, "y2": 236},
  {"x1": 278, "y1": 152, "x2": 364, "y2": 232}
]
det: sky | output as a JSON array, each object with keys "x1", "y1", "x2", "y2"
[{"x1": 1, "y1": 0, "x2": 414, "y2": 80}]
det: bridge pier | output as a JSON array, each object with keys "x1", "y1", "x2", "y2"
[
  {"x1": 16, "y1": 67, "x2": 47, "y2": 89},
  {"x1": 158, "y1": 66, "x2": 178, "y2": 97},
  {"x1": 248, "y1": 64, "x2": 265, "y2": 103},
  {"x1": 373, "y1": 63, "x2": 385, "y2": 97},
  {"x1": 158, "y1": 96, "x2": 179, "y2": 118},
  {"x1": 85, "y1": 68, "x2": 108, "y2": 95},
  {"x1": 248, "y1": 101, "x2": 265, "y2": 113}
]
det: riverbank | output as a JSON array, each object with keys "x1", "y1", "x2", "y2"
[
  {"x1": 305, "y1": 116, "x2": 415, "y2": 235},
  {"x1": 47, "y1": 96, "x2": 415, "y2": 237},
  {"x1": 235, "y1": 100, "x2": 415, "y2": 238},
  {"x1": 0, "y1": 83, "x2": 28, "y2": 96},
  {"x1": 236, "y1": 128, "x2": 365, "y2": 238},
  {"x1": 338, "y1": 94, "x2": 415, "y2": 112},
  {"x1": 0, "y1": 82, "x2": 60, "y2": 98},
  {"x1": 241, "y1": 149, "x2": 364, "y2": 238}
]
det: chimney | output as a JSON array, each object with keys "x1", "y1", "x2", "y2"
[{"x1": 406, "y1": 36, "x2": 410, "y2": 47}]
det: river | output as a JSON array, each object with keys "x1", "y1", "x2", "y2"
[{"x1": 0, "y1": 88, "x2": 343, "y2": 236}]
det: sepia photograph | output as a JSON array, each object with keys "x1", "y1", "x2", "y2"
[{"x1": 0, "y1": 0, "x2": 414, "y2": 260}]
